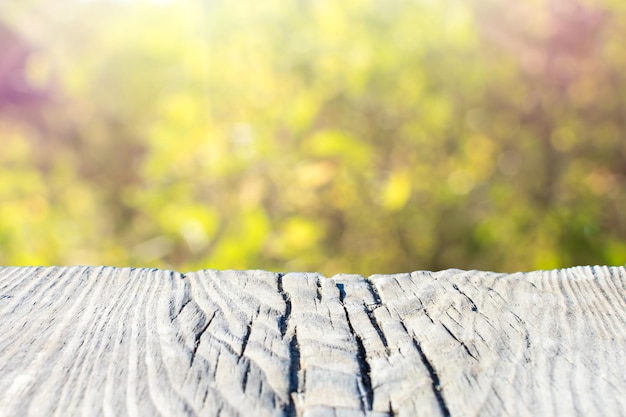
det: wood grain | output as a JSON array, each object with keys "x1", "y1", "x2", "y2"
[{"x1": 0, "y1": 266, "x2": 625, "y2": 416}]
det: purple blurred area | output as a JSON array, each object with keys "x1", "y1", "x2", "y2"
[{"x1": 0, "y1": 20, "x2": 51, "y2": 109}]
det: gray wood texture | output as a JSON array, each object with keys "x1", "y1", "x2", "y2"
[{"x1": 0, "y1": 266, "x2": 625, "y2": 416}]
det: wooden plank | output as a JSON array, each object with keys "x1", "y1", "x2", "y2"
[{"x1": 0, "y1": 266, "x2": 625, "y2": 416}]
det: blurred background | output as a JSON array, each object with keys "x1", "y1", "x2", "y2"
[{"x1": 1, "y1": 0, "x2": 625, "y2": 275}]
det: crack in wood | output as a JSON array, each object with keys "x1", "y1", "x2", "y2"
[
  {"x1": 511, "y1": 312, "x2": 525, "y2": 325},
  {"x1": 363, "y1": 279, "x2": 390, "y2": 354},
  {"x1": 214, "y1": 349, "x2": 224, "y2": 383},
  {"x1": 452, "y1": 283, "x2": 478, "y2": 312},
  {"x1": 190, "y1": 310, "x2": 216, "y2": 367},
  {"x1": 338, "y1": 281, "x2": 374, "y2": 412},
  {"x1": 238, "y1": 322, "x2": 252, "y2": 363},
  {"x1": 276, "y1": 273, "x2": 290, "y2": 338},
  {"x1": 315, "y1": 276, "x2": 322, "y2": 303},
  {"x1": 445, "y1": 310, "x2": 462, "y2": 327},
  {"x1": 336, "y1": 282, "x2": 346, "y2": 301},
  {"x1": 441, "y1": 323, "x2": 477, "y2": 360},
  {"x1": 364, "y1": 278, "x2": 382, "y2": 305},
  {"x1": 241, "y1": 360, "x2": 251, "y2": 393},
  {"x1": 287, "y1": 329, "x2": 301, "y2": 416},
  {"x1": 172, "y1": 292, "x2": 192, "y2": 321},
  {"x1": 523, "y1": 332, "x2": 532, "y2": 364},
  {"x1": 239, "y1": 306, "x2": 259, "y2": 364},
  {"x1": 276, "y1": 273, "x2": 301, "y2": 416},
  {"x1": 399, "y1": 320, "x2": 452, "y2": 417},
  {"x1": 365, "y1": 306, "x2": 389, "y2": 354},
  {"x1": 353, "y1": 333, "x2": 373, "y2": 412},
  {"x1": 423, "y1": 307, "x2": 435, "y2": 324},
  {"x1": 177, "y1": 298, "x2": 192, "y2": 317}
]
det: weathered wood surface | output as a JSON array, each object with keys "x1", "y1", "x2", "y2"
[{"x1": 0, "y1": 266, "x2": 625, "y2": 417}]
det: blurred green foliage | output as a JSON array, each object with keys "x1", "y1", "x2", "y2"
[{"x1": 1, "y1": 0, "x2": 625, "y2": 274}]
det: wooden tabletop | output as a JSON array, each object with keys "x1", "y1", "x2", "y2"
[{"x1": 1, "y1": 266, "x2": 624, "y2": 416}]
